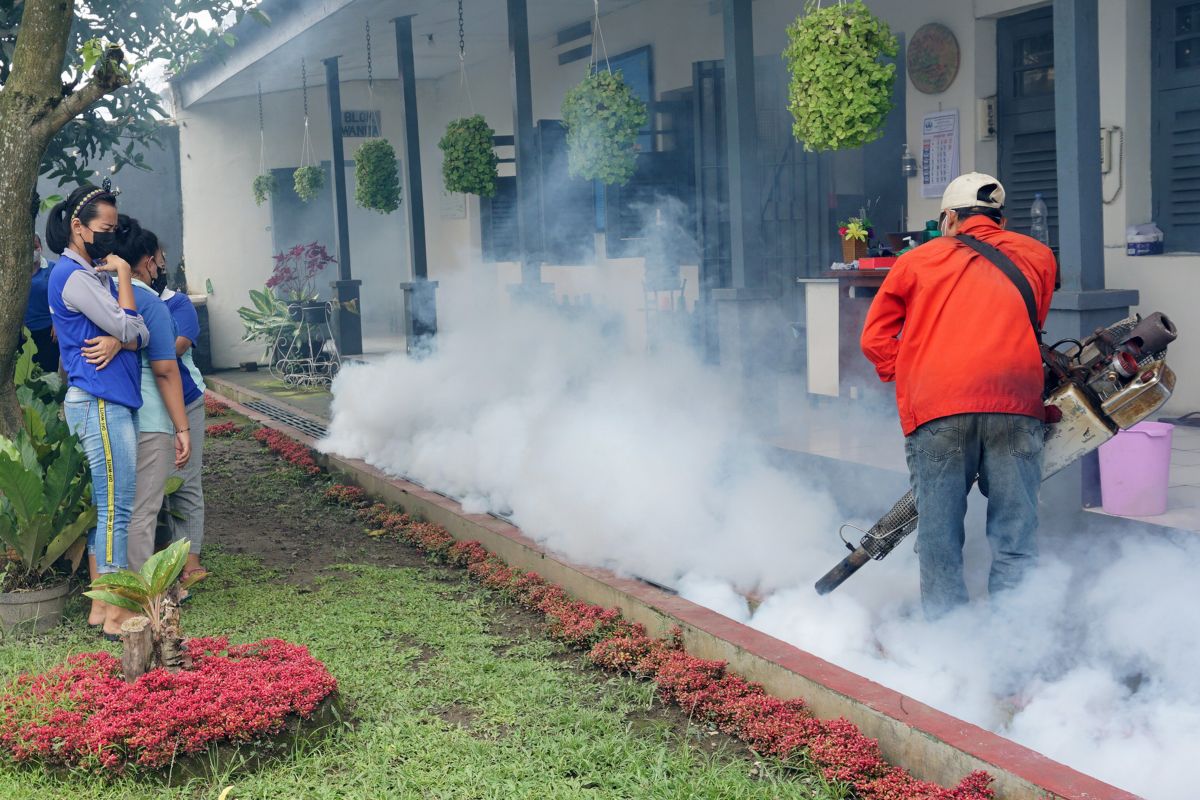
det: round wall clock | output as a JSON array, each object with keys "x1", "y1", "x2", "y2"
[{"x1": 907, "y1": 23, "x2": 960, "y2": 95}]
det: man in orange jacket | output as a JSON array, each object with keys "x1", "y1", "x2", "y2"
[{"x1": 860, "y1": 173, "x2": 1057, "y2": 619}]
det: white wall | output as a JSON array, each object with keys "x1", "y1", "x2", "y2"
[
  {"x1": 180, "y1": 0, "x2": 1200, "y2": 412},
  {"x1": 178, "y1": 79, "x2": 410, "y2": 366}
]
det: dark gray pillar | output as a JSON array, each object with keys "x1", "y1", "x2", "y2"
[
  {"x1": 721, "y1": 0, "x2": 763, "y2": 290},
  {"x1": 1048, "y1": 0, "x2": 1137, "y2": 507},
  {"x1": 323, "y1": 55, "x2": 362, "y2": 356},
  {"x1": 393, "y1": 15, "x2": 438, "y2": 353},
  {"x1": 711, "y1": 0, "x2": 775, "y2": 428},
  {"x1": 505, "y1": 0, "x2": 547, "y2": 293}
]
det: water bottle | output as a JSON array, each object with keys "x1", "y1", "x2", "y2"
[{"x1": 1030, "y1": 193, "x2": 1050, "y2": 245}]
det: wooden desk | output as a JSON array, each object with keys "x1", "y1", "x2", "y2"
[{"x1": 797, "y1": 270, "x2": 890, "y2": 399}]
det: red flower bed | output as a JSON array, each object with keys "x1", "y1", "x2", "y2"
[
  {"x1": 204, "y1": 394, "x2": 230, "y2": 417},
  {"x1": 314, "y1": 481, "x2": 994, "y2": 800},
  {"x1": 206, "y1": 421, "x2": 242, "y2": 438},
  {"x1": 323, "y1": 484, "x2": 369, "y2": 508},
  {"x1": 0, "y1": 638, "x2": 336, "y2": 774},
  {"x1": 253, "y1": 427, "x2": 320, "y2": 475}
]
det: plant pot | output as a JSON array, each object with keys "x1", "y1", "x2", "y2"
[
  {"x1": 239, "y1": 361, "x2": 259, "y2": 372},
  {"x1": 289, "y1": 302, "x2": 328, "y2": 326},
  {"x1": 841, "y1": 238, "x2": 868, "y2": 263},
  {"x1": 0, "y1": 580, "x2": 71, "y2": 636}
]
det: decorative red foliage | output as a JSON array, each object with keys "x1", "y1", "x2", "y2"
[
  {"x1": 203, "y1": 394, "x2": 230, "y2": 417},
  {"x1": 252, "y1": 427, "x2": 320, "y2": 475},
  {"x1": 0, "y1": 639, "x2": 336, "y2": 774},
  {"x1": 323, "y1": 484, "x2": 369, "y2": 508},
  {"x1": 206, "y1": 421, "x2": 242, "y2": 438},
  {"x1": 315, "y1": 480, "x2": 995, "y2": 800}
]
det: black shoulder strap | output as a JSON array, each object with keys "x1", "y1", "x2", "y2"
[{"x1": 956, "y1": 233, "x2": 1042, "y2": 344}]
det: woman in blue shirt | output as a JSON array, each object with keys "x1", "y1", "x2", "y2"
[
  {"x1": 45, "y1": 185, "x2": 149, "y2": 637},
  {"x1": 105, "y1": 217, "x2": 192, "y2": 575}
]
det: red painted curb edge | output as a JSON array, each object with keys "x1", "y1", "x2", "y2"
[{"x1": 205, "y1": 380, "x2": 1143, "y2": 800}]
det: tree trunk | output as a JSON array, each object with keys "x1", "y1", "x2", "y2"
[
  {"x1": 120, "y1": 615, "x2": 154, "y2": 682},
  {"x1": 0, "y1": 0, "x2": 122, "y2": 438}
]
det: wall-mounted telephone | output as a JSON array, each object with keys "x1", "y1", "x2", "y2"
[
  {"x1": 1101, "y1": 125, "x2": 1124, "y2": 204},
  {"x1": 1101, "y1": 125, "x2": 1122, "y2": 175}
]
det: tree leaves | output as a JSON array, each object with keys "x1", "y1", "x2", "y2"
[{"x1": 782, "y1": 0, "x2": 898, "y2": 152}]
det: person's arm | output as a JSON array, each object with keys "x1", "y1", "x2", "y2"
[
  {"x1": 150, "y1": 358, "x2": 192, "y2": 468},
  {"x1": 175, "y1": 335, "x2": 193, "y2": 357},
  {"x1": 60, "y1": 269, "x2": 149, "y2": 344},
  {"x1": 860, "y1": 265, "x2": 913, "y2": 383},
  {"x1": 95, "y1": 255, "x2": 136, "y2": 312}
]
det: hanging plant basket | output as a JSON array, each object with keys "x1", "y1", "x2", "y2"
[
  {"x1": 354, "y1": 139, "x2": 401, "y2": 214},
  {"x1": 439, "y1": 115, "x2": 498, "y2": 197},
  {"x1": 561, "y1": 69, "x2": 647, "y2": 186},
  {"x1": 293, "y1": 165, "x2": 325, "y2": 203},
  {"x1": 252, "y1": 173, "x2": 276, "y2": 207},
  {"x1": 782, "y1": 0, "x2": 898, "y2": 152}
]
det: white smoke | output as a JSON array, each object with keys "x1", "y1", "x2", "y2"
[{"x1": 321, "y1": 263, "x2": 1199, "y2": 800}]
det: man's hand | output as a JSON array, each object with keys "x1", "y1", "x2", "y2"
[
  {"x1": 82, "y1": 335, "x2": 122, "y2": 371},
  {"x1": 175, "y1": 430, "x2": 191, "y2": 468}
]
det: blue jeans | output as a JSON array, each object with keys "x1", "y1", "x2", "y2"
[
  {"x1": 905, "y1": 413, "x2": 1043, "y2": 619},
  {"x1": 64, "y1": 387, "x2": 138, "y2": 574}
]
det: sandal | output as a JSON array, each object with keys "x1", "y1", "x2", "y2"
[{"x1": 178, "y1": 567, "x2": 209, "y2": 604}]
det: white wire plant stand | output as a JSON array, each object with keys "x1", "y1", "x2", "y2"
[{"x1": 269, "y1": 301, "x2": 341, "y2": 387}]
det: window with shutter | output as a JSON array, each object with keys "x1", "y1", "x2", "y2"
[
  {"x1": 1153, "y1": 0, "x2": 1200, "y2": 252},
  {"x1": 537, "y1": 119, "x2": 595, "y2": 265},
  {"x1": 480, "y1": 176, "x2": 520, "y2": 263}
]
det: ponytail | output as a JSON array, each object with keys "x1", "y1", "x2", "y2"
[
  {"x1": 44, "y1": 183, "x2": 117, "y2": 255},
  {"x1": 113, "y1": 214, "x2": 160, "y2": 268}
]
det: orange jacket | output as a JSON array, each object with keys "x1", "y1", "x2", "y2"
[{"x1": 860, "y1": 216, "x2": 1056, "y2": 435}]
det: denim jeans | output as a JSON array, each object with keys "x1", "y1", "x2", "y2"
[
  {"x1": 904, "y1": 413, "x2": 1044, "y2": 619},
  {"x1": 64, "y1": 387, "x2": 138, "y2": 574}
]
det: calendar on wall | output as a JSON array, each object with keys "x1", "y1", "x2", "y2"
[{"x1": 920, "y1": 109, "x2": 960, "y2": 199}]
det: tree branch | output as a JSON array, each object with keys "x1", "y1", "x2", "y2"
[{"x1": 31, "y1": 73, "x2": 128, "y2": 141}]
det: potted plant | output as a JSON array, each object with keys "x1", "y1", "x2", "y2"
[
  {"x1": 838, "y1": 215, "x2": 873, "y2": 263},
  {"x1": 561, "y1": 69, "x2": 647, "y2": 186},
  {"x1": 252, "y1": 173, "x2": 276, "y2": 206},
  {"x1": 354, "y1": 139, "x2": 402, "y2": 213},
  {"x1": 0, "y1": 344, "x2": 94, "y2": 635},
  {"x1": 293, "y1": 165, "x2": 325, "y2": 202},
  {"x1": 265, "y1": 242, "x2": 337, "y2": 324},
  {"x1": 438, "y1": 114, "x2": 498, "y2": 197},
  {"x1": 783, "y1": 0, "x2": 898, "y2": 151},
  {"x1": 237, "y1": 289, "x2": 299, "y2": 365}
]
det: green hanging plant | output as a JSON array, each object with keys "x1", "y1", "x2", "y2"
[
  {"x1": 561, "y1": 69, "x2": 647, "y2": 186},
  {"x1": 438, "y1": 115, "x2": 498, "y2": 197},
  {"x1": 252, "y1": 173, "x2": 276, "y2": 206},
  {"x1": 782, "y1": 0, "x2": 898, "y2": 152},
  {"x1": 354, "y1": 139, "x2": 401, "y2": 214},
  {"x1": 293, "y1": 165, "x2": 325, "y2": 202}
]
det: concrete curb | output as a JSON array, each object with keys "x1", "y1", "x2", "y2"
[{"x1": 206, "y1": 377, "x2": 1143, "y2": 800}]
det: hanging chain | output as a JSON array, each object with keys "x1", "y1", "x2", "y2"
[
  {"x1": 457, "y1": 0, "x2": 465, "y2": 60},
  {"x1": 301, "y1": 58, "x2": 309, "y2": 118},
  {"x1": 257, "y1": 81, "x2": 264, "y2": 132},
  {"x1": 365, "y1": 20, "x2": 374, "y2": 89}
]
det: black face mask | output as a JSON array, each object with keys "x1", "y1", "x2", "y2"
[
  {"x1": 151, "y1": 271, "x2": 169, "y2": 293},
  {"x1": 84, "y1": 230, "x2": 117, "y2": 261}
]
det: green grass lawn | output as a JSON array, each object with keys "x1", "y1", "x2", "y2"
[{"x1": 0, "y1": 551, "x2": 843, "y2": 800}]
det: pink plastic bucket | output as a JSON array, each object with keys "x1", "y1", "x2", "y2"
[{"x1": 1098, "y1": 421, "x2": 1175, "y2": 516}]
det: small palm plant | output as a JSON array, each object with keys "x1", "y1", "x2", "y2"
[{"x1": 85, "y1": 539, "x2": 205, "y2": 677}]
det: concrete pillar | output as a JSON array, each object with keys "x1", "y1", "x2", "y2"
[{"x1": 323, "y1": 55, "x2": 362, "y2": 357}]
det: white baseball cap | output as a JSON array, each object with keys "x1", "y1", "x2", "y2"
[{"x1": 941, "y1": 172, "x2": 1006, "y2": 212}]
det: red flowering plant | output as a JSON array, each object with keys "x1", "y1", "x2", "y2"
[
  {"x1": 253, "y1": 427, "x2": 321, "y2": 475},
  {"x1": 203, "y1": 394, "x2": 229, "y2": 417},
  {"x1": 264, "y1": 242, "x2": 337, "y2": 303},
  {"x1": 0, "y1": 638, "x2": 337, "y2": 774},
  {"x1": 206, "y1": 421, "x2": 241, "y2": 438}
]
